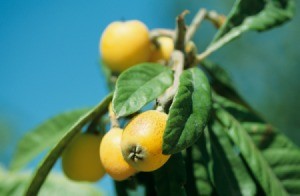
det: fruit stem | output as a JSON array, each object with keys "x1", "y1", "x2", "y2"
[
  {"x1": 206, "y1": 10, "x2": 227, "y2": 29},
  {"x1": 109, "y1": 102, "x2": 120, "y2": 128},
  {"x1": 185, "y1": 8, "x2": 207, "y2": 43},
  {"x1": 194, "y1": 10, "x2": 231, "y2": 63},
  {"x1": 150, "y1": 28, "x2": 175, "y2": 40}
]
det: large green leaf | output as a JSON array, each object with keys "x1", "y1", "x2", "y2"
[
  {"x1": 10, "y1": 108, "x2": 91, "y2": 171},
  {"x1": 25, "y1": 93, "x2": 112, "y2": 196},
  {"x1": 208, "y1": 121, "x2": 257, "y2": 196},
  {"x1": 154, "y1": 153, "x2": 186, "y2": 196},
  {"x1": 163, "y1": 68, "x2": 211, "y2": 154},
  {"x1": 215, "y1": 106, "x2": 288, "y2": 195},
  {"x1": 0, "y1": 171, "x2": 102, "y2": 196},
  {"x1": 113, "y1": 63, "x2": 173, "y2": 117}
]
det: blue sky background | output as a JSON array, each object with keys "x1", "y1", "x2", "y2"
[{"x1": 1, "y1": 1, "x2": 299, "y2": 195}]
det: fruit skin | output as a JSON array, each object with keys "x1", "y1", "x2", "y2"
[
  {"x1": 121, "y1": 110, "x2": 171, "y2": 172},
  {"x1": 62, "y1": 133, "x2": 105, "y2": 182},
  {"x1": 150, "y1": 36, "x2": 174, "y2": 62},
  {"x1": 100, "y1": 20, "x2": 152, "y2": 73},
  {"x1": 100, "y1": 128, "x2": 136, "y2": 181}
]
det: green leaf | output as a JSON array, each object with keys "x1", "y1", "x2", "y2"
[
  {"x1": 204, "y1": 0, "x2": 295, "y2": 59},
  {"x1": 215, "y1": 94, "x2": 300, "y2": 195},
  {"x1": 0, "y1": 171, "x2": 102, "y2": 196},
  {"x1": 214, "y1": 0, "x2": 295, "y2": 42},
  {"x1": 243, "y1": 122, "x2": 300, "y2": 194},
  {"x1": 185, "y1": 134, "x2": 214, "y2": 196},
  {"x1": 25, "y1": 93, "x2": 112, "y2": 196},
  {"x1": 113, "y1": 63, "x2": 173, "y2": 117},
  {"x1": 10, "y1": 108, "x2": 91, "y2": 171},
  {"x1": 215, "y1": 106, "x2": 289, "y2": 196},
  {"x1": 154, "y1": 153, "x2": 186, "y2": 196},
  {"x1": 213, "y1": 93, "x2": 262, "y2": 123},
  {"x1": 163, "y1": 68, "x2": 211, "y2": 154},
  {"x1": 200, "y1": 60, "x2": 246, "y2": 104},
  {"x1": 201, "y1": 60, "x2": 234, "y2": 90},
  {"x1": 242, "y1": 122, "x2": 295, "y2": 150},
  {"x1": 215, "y1": 94, "x2": 300, "y2": 194},
  {"x1": 208, "y1": 120, "x2": 257, "y2": 196}
]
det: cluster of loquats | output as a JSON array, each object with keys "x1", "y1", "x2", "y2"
[
  {"x1": 61, "y1": 20, "x2": 173, "y2": 182},
  {"x1": 100, "y1": 110, "x2": 170, "y2": 181},
  {"x1": 61, "y1": 110, "x2": 170, "y2": 182}
]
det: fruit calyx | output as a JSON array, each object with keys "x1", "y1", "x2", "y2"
[{"x1": 128, "y1": 145, "x2": 144, "y2": 162}]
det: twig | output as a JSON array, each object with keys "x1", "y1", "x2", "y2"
[
  {"x1": 206, "y1": 11, "x2": 226, "y2": 29},
  {"x1": 150, "y1": 28, "x2": 175, "y2": 40},
  {"x1": 185, "y1": 9, "x2": 207, "y2": 42},
  {"x1": 196, "y1": 26, "x2": 245, "y2": 62},
  {"x1": 157, "y1": 50, "x2": 184, "y2": 112},
  {"x1": 156, "y1": 10, "x2": 187, "y2": 112},
  {"x1": 174, "y1": 10, "x2": 189, "y2": 51}
]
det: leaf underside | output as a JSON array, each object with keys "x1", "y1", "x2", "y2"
[{"x1": 10, "y1": 109, "x2": 90, "y2": 171}]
